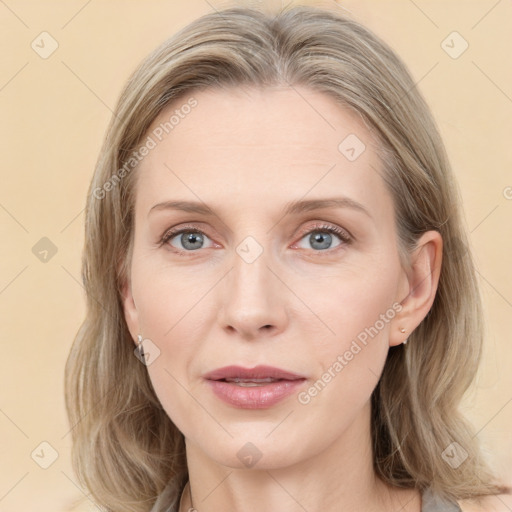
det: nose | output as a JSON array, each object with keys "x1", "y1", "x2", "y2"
[{"x1": 217, "y1": 246, "x2": 289, "y2": 341}]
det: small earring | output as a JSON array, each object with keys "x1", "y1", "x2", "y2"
[
  {"x1": 399, "y1": 327, "x2": 406, "y2": 333},
  {"x1": 137, "y1": 334, "x2": 145, "y2": 359}
]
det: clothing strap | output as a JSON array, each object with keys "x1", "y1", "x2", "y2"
[{"x1": 422, "y1": 487, "x2": 462, "y2": 512}]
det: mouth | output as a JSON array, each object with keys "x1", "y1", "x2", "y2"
[
  {"x1": 203, "y1": 364, "x2": 306, "y2": 383},
  {"x1": 203, "y1": 365, "x2": 307, "y2": 409},
  {"x1": 217, "y1": 377, "x2": 286, "y2": 387}
]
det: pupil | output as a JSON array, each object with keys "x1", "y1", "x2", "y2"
[
  {"x1": 311, "y1": 232, "x2": 331, "y2": 250},
  {"x1": 182, "y1": 232, "x2": 202, "y2": 249}
]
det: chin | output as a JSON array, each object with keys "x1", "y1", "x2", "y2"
[{"x1": 199, "y1": 434, "x2": 307, "y2": 471}]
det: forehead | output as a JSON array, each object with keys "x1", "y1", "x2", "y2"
[
  {"x1": 147, "y1": 84, "x2": 374, "y2": 154},
  {"x1": 134, "y1": 85, "x2": 390, "y2": 219}
]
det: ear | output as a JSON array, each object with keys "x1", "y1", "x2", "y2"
[
  {"x1": 389, "y1": 230, "x2": 443, "y2": 347},
  {"x1": 121, "y1": 276, "x2": 140, "y2": 347}
]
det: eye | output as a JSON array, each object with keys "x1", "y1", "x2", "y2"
[
  {"x1": 159, "y1": 222, "x2": 352, "y2": 255},
  {"x1": 161, "y1": 227, "x2": 214, "y2": 252},
  {"x1": 294, "y1": 224, "x2": 351, "y2": 252}
]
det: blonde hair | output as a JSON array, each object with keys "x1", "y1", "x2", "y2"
[{"x1": 64, "y1": 4, "x2": 508, "y2": 511}]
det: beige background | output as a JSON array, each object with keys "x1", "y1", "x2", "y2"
[{"x1": 0, "y1": 0, "x2": 511, "y2": 510}]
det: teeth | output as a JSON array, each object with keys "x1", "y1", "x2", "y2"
[
  {"x1": 224, "y1": 377, "x2": 277, "y2": 384},
  {"x1": 233, "y1": 382, "x2": 269, "y2": 387}
]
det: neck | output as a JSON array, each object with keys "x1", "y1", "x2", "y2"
[{"x1": 179, "y1": 401, "x2": 420, "y2": 512}]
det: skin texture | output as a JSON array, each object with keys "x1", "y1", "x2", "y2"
[{"x1": 122, "y1": 85, "x2": 443, "y2": 512}]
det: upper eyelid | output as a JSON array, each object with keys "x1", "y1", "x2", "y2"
[
  {"x1": 296, "y1": 223, "x2": 351, "y2": 240},
  {"x1": 162, "y1": 222, "x2": 347, "y2": 237}
]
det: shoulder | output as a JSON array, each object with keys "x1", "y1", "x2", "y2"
[{"x1": 458, "y1": 493, "x2": 512, "y2": 512}]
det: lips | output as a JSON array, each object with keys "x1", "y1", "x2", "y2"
[
  {"x1": 203, "y1": 365, "x2": 306, "y2": 382},
  {"x1": 203, "y1": 365, "x2": 307, "y2": 409}
]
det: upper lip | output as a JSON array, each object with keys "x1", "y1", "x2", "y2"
[{"x1": 203, "y1": 365, "x2": 306, "y2": 381}]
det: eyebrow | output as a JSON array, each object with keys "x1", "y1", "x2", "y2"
[{"x1": 148, "y1": 197, "x2": 371, "y2": 219}]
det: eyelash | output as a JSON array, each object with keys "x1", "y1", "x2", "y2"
[{"x1": 159, "y1": 223, "x2": 352, "y2": 256}]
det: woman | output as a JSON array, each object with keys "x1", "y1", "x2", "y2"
[{"x1": 64, "y1": 4, "x2": 509, "y2": 511}]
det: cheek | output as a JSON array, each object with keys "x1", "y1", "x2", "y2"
[
  {"x1": 300, "y1": 260, "x2": 399, "y2": 346},
  {"x1": 130, "y1": 260, "x2": 216, "y2": 431},
  {"x1": 131, "y1": 244, "x2": 400, "y2": 427},
  {"x1": 132, "y1": 246, "x2": 400, "y2": 374},
  {"x1": 146, "y1": 360, "x2": 195, "y2": 435},
  {"x1": 131, "y1": 257, "x2": 213, "y2": 338},
  {"x1": 292, "y1": 277, "x2": 397, "y2": 445},
  {"x1": 297, "y1": 264, "x2": 399, "y2": 396}
]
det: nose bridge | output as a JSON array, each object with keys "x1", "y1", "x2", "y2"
[
  {"x1": 233, "y1": 243, "x2": 268, "y2": 300},
  {"x1": 218, "y1": 235, "x2": 287, "y2": 337}
]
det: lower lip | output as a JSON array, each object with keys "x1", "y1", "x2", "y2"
[{"x1": 206, "y1": 379, "x2": 306, "y2": 409}]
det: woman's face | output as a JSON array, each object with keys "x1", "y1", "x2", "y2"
[{"x1": 123, "y1": 85, "x2": 412, "y2": 469}]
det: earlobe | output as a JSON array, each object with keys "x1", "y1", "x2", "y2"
[{"x1": 389, "y1": 231, "x2": 443, "y2": 347}]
